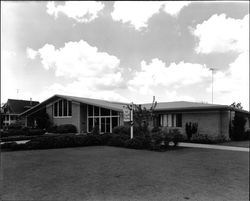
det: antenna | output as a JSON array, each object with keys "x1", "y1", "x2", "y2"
[{"x1": 16, "y1": 89, "x2": 20, "y2": 99}]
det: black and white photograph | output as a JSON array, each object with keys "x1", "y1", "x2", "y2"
[{"x1": 1, "y1": 1, "x2": 249, "y2": 201}]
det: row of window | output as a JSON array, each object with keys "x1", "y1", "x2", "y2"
[
  {"x1": 53, "y1": 100, "x2": 72, "y2": 117},
  {"x1": 88, "y1": 117, "x2": 120, "y2": 133},
  {"x1": 87, "y1": 105, "x2": 120, "y2": 133},
  {"x1": 88, "y1": 105, "x2": 118, "y2": 117},
  {"x1": 159, "y1": 114, "x2": 182, "y2": 127}
]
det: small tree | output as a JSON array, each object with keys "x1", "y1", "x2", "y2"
[
  {"x1": 35, "y1": 112, "x2": 52, "y2": 129},
  {"x1": 231, "y1": 115, "x2": 246, "y2": 141},
  {"x1": 185, "y1": 122, "x2": 198, "y2": 141},
  {"x1": 133, "y1": 96, "x2": 157, "y2": 135},
  {"x1": 230, "y1": 102, "x2": 243, "y2": 110}
]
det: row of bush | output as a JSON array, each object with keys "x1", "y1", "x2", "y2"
[
  {"x1": 1, "y1": 124, "x2": 77, "y2": 138},
  {"x1": 1, "y1": 128, "x2": 45, "y2": 138},
  {"x1": 1, "y1": 126, "x2": 184, "y2": 151}
]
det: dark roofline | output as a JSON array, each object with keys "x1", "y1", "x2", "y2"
[{"x1": 20, "y1": 94, "x2": 250, "y2": 116}]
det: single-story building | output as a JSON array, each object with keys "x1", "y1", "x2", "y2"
[
  {"x1": 0, "y1": 99, "x2": 39, "y2": 129},
  {"x1": 20, "y1": 94, "x2": 250, "y2": 140}
]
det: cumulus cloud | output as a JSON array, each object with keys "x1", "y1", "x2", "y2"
[
  {"x1": 26, "y1": 47, "x2": 38, "y2": 59},
  {"x1": 206, "y1": 51, "x2": 249, "y2": 110},
  {"x1": 162, "y1": 1, "x2": 191, "y2": 17},
  {"x1": 192, "y1": 14, "x2": 249, "y2": 54},
  {"x1": 27, "y1": 40, "x2": 122, "y2": 81},
  {"x1": 128, "y1": 58, "x2": 211, "y2": 95},
  {"x1": 46, "y1": 1, "x2": 104, "y2": 23},
  {"x1": 26, "y1": 40, "x2": 127, "y2": 101},
  {"x1": 111, "y1": 1, "x2": 191, "y2": 30},
  {"x1": 37, "y1": 81, "x2": 129, "y2": 103}
]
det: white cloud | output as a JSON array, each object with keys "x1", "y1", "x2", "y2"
[
  {"x1": 192, "y1": 14, "x2": 249, "y2": 54},
  {"x1": 207, "y1": 51, "x2": 249, "y2": 110},
  {"x1": 27, "y1": 40, "x2": 122, "y2": 83},
  {"x1": 128, "y1": 58, "x2": 211, "y2": 95},
  {"x1": 162, "y1": 1, "x2": 191, "y2": 17},
  {"x1": 26, "y1": 47, "x2": 38, "y2": 59},
  {"x1": 27, "y1": 40, "x2": 128, "y2": 102},
  {"x1": 46, "y1": 1, "x2": 104, "y2": 23},
  {"x1": 36, "y1": 81, "x2": 129, "y2": 103},
  {"x1": 111, "y1": 1, "x2": 191, "y2": 30}
]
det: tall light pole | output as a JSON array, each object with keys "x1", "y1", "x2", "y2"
[{"x1": 209, "y1": 68, "x2": 215, "y2": 104}]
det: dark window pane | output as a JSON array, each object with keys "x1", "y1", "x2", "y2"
[
  {"x1": 112, "y1": 110, "x2": 118, "y2": 116},
  {"x1": 176, "y1": 114, "x2": 182, "y2": 127},
  {"x1": 94, "y1": 106, "x2": 99, "y2": 116},
  {"x1": 58, "y1": 100, "x2": 62, "y2": 116},
  {"x1": 112, "y1": 117, "x2": 118, "y2": 128},
  {"x1": 101, "y1": 118, "x2": 105, "y2": 133},
  {"x1": 172, "y1": 115, "x2": 175, "y2": 127},
  {"x1": 63, "y1": 100, "x2": 67, "y2": 116},
  {"x1": 101, "y1": 108, "x2": 110, "y2": 116},
  {"x1": 68, "y1": 101, "x2": 72, "y2": 116},
  {"x1": 88, "y1": 118, "x2": 93, "y2": 132},
  {"x1": 94, "y1": 117, "x2": 99, "y2": 126},
  {"x1": 106, "y1": 117, "x2": 110, "y2": 133},
  {"x1": 88, "y1": 105, "x2": 93, "y2": 116},
  {"x1": 54, "y1": 102, "x2": 58, "y2": 116}
]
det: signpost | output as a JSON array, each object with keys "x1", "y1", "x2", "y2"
[{"x1": 123, "y1": 103, "x2": 134, "y2": 139}]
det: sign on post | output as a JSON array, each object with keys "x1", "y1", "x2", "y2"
[{"x1": 123, "y1": 105, "x2": 131, "y2": 122}]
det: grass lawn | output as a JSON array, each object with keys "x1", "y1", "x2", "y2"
[
  {"x1": 218, "y1": 140, "x2": 250, "y2": 148},
  {"x1": 1, "y1": 146, "x2": 249, "y2": 201}
]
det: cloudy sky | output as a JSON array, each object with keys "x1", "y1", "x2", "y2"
[{"x1": 1, "y1": 1, "x2": 249, "y2": 110}]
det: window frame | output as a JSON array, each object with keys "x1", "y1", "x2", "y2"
[{"x1": 53, "y1": 99, "x2": 72, "y2": 118}]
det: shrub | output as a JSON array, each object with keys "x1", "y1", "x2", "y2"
[
  {"x1": 8, "y1": 122, "x2": 23, "y2": 130},
  {"x1": 47, "y1": 125, "x2": 58, "y2": 133},
  {"x1": 99, "y1": 133, "x2": 113, "y2": 145},
  {"x1": 230, "y1": 115, "x2": 247, "y2": 141},
  {"x1": 107, "y1": 134, "x2": 128, "y2": 147},
  {"x1": 151, "y1": 127, "x2": 161, "y2": 133},
  {"x1": 27, "y1": 129, "x2": 45, "y2": 136},
  {"x1": 91, "y1": 125, "x2": 100, "y2": 135},
  {"x1": 112, "y1": 126, "x2": 130, "y2": 136},
  {"x1": 125, "y1": 136, "x2": 148, "y2": 149},
  {"x1": 1, "y1": 129, "x2": 27, "y2": 137},
  {"x1": 185, "y1": 122, "x2": 198, "y2": 141},
  {"x1": 164, "y1": 129, "x2": 183, "y2": 146},
  {"x1": 191, "y1": 134, "x2": 227, "y2": 144},
  {"x1": 56, "y1": 124, "x2": 77, "y2": 134},
  {"x1": 244, "y1": 129, "x2": 250, "y2": 140}
]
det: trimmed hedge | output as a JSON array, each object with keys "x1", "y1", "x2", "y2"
[
  {"x1": 190, "y1": 134, "x2": 227, "y2": 144},
  {"x1": 47, "y1": 124, "x2": 77, "y2": 134},
  {"x1": 1, "y1": 126, "x2": 184, "y2": 152},
  {"x1": 0, "y1": 128, "x2": 45, "y2": 138}
]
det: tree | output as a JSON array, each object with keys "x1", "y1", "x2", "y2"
[
  {"x1": 230, "y1": 102, "x2": 243, "y2": 110},
  {"x1": 230, "y1": 114, "x2": 246, "y2": 141},
  {"x1": 133, "y1": 96, "x2": 157, "y2": 134}
]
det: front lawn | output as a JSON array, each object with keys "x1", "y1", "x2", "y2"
[
  {"x1": 1, "y1": 146, "x2": 249, "y2": 201},
  {"x1": 218, "y1": 140, "x2": 250, "y2": 148}
]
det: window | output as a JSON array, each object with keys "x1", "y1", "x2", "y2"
[
  {"x1": 176, "y1": 114, "x2": 182, "y2": 127},
  {"x1": 63, "y1": 100, "x2": 67, "y2": 116},
  {"x1": 88, "y1": 105, "x2": 93, "y2": 116},
  {"x1": 58, "y1": 100, "x2": 62, "y2": 116},
  {"x1": 159, "y1": 113, "x2": 182, "y2": 127},
  {"x1": 53, "y1": 99, "x2": 72, "y2": 117},
  {"x1": 54, "y1": 102, "x2": 58, "y2": 117},
  {"x1": 87, "y1": 105, "x2": 119, "y2": 133}
]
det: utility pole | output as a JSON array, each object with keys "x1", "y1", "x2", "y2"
[
  {"x1": 209, "y1": 68, "x2": 215, "y2": 104},
  {"x1": 16, "y1": 89, "x2": 20, "y2": 99}
]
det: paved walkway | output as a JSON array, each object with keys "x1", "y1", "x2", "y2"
[{"x1": 179, "y1": 142, "x2": 249, "y2": 152}]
